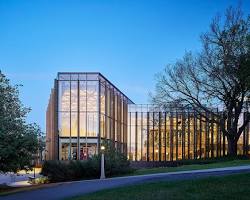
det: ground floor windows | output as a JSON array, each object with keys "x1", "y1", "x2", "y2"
[{"x1": 59, "y1": 138, "x2": 98, "y2": 160}]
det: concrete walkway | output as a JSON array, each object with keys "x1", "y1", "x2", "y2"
[
  {"x1": 0, "y1": 168, "x2": 41, "y2": 185},
  {"x1": 1, "y1": 165, "x2": 250, "y2": 200}
]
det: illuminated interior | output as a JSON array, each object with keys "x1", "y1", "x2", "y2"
[{"x1": 55, "y1": 73, "x2": 130, "y2": 160}]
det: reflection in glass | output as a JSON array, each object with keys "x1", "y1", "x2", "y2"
[
  {"x1": 71, "y1": 81, "x2": 78, "y2": 111},
  {"x1": 87, "y1": 112, "x2": 98, "y2": 137},
  {"x1": 59, "y1": 81, "x2": 70, "y2": 111},
  {"x1": 79, "y1": 81, "x2": 87, "y2": 111},
  {"x1": 71, "y1": 112, "x2": 78, "y2": 137},
  {"x1": 59, "y1": 112, "x2": 70, "y2": 137},
  {"x1": 87, "y1": 81, "x2": 98, "y2": 112}
]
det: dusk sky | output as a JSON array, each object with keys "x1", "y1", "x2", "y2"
[{"x1": 0, "y1": 0, "x2": 249, "y2": 132}]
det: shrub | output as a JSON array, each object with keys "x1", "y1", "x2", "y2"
[{"x1": 41, "y1": 142, "x2": 133, "y2": 182}]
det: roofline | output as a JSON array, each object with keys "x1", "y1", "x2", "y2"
[{"x1": 57, "y1": 72, "x2": 135, "y2": 104}]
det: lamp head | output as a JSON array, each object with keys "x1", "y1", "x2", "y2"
[{"x1": 101, "y1": 145, "x2": 105, "y2": 151}]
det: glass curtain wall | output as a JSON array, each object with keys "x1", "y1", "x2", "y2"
[
  {"x1": 57, "y1": 73, "x2": 131, "y2": 160},
  {"x1": 127, "y1": 104, "x2": 249, "y2": 161}
]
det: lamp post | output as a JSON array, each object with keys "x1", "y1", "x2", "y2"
[
  {"x1": 31, "y1": 158, "x2": 36, "y2": 179},
  {"x1": 155, "y1": 149, "x2": 159, "y2": 161},
  {"x1": 100, "y1": 145, "x2": 105, "y2": 179}
]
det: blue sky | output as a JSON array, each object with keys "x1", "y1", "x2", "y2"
[{"x1": 0, "y1": 0, "x2": 249, "y2": 132}]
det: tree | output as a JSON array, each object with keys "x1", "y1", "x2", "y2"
[
  {"x1": 152, "y1": 6, "x2": 250, "y2": 156},
  {"x1": 0, "y1": 71, "x2": 41, "y2": 173}
]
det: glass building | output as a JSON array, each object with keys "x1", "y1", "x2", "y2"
[
  {"x1": 46, "y1": 72, "x2": 250, "y2": 161},
  {"x1": 46, "y1": 72, "x2": 133, "y2": 160}
]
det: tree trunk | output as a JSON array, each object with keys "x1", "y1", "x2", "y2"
[{"x1": 227, "y1": 137, "x2": 238, "y2": 156}]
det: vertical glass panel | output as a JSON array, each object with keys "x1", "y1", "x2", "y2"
[
  {"x1": 80, "y1": 81, "x2": 87, "y2": 111},
  {"x1": 153, "y1": 113, "x2": 159, "y2": 161},
  {"x1": 172, "y1": 116, "x2": 177, "y2": 161},
  {"x1": 137, "y1": 113, "x2": 141, "y2": 161},
  {"x1": 149, "y1": 113, "x2": 154, "y2": 161},
  {"x1": 213, "y1": 122, "x2": 217, "y2": 156},
  {"x1": 60, "y1": 143, "x2": 70, "y2": 160},
  {"x1": 71, "y1": 112, "x2": 78, "y2": 137},
  {"x1": 80, "y1": 112, "x2": 86, "y2": 137},
  {"x1": 189, "y1": 114, "x2": 194, "y2": 159},
  {"x1": 87, "y1": 81, "x2": 98, "y2": 112},
  {"x1": 142, "y1": 112, "x2": 147, "y2": 161},
  {"x1": 128, "y1": 113, "x2": 131, "y2": 160},
  {"x1": 71, "y1": 81, "x2": 78, "y2": 111},
  {"x1": 100, "y1": 114, "x2": 105, "y2": 138},
  {"x1": 201, "y1": 115, "x2": 206, "y2": 158},
  {"x1": 70, "y1": 143, "x2": 77, "y2": 160},
  {"x1": 59, "y1": 112, "x2": 70, "y2": 137},
  {"x1": 87, "y1": 112, "x2": 98, "y2": 137},
  {"x1": 177, "y1": 114, "x2": 182, "y2": 160},
  {"x1": 130, "y1": 113, "x2": 136, "y2": 160},
  {"x1": 161, "y1": 114, "x2": 165, "y2": 161},
  {"x1": 166, "y1": 113, "x2": 171, "y2": 161},
  {"x1": 106, "y1": 117, "x2": 110, "y2": 139},
  {"x1": 106, "y1": 88, "x2": 111, "y2": 117},
  {"x1": 59, "y1": 81, "x2": 70, "y2": 111},
  {"x1": 101, "y1": 84, "x2": 105, "y2": 114}
]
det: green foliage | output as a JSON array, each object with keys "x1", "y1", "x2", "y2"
[
  {"x1": 102, "y1": 141, "x2": 132, "y2": 176},
  {"x1": 41, "y1": 142, "x2": 133, "y2": 182},
  {"x1": 0, "y1": 71, "x2": 41, "y2": 173}
]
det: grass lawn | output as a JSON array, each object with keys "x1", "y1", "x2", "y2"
[
  {"x1": 69, "y1": 172, "x2": 250, "y2": 200},
  {"x1": 132, "y1": 159, "x2": 250, "y2": 175}
]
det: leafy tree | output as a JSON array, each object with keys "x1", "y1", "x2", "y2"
[
  {"x1": 101, "y1": 140, "x2": 132, "y2": 176},
  {"x1": 152, "y1": 6, "x2": 250, "y2": 156},
  {"x1": 0, "y1": 71, "x2": 41, "y2": 173}
]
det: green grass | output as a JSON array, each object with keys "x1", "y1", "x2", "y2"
[
  {"x1": 68, "y1": 172, "x2": 250, "y2": 200},
  {"x1": 132, "y1": 159, "x2": 250, "y2": 176}
]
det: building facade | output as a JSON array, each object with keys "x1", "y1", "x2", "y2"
[{"x1": 46, "y1": 72, "x2": 250, "y2": 161}]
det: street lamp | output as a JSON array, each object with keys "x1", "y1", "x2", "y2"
[
  {"x1": 155, "y1": 149, "x2": 159, "y2": 161},
  {"x1": 100, "y1": 145, "x2": 105, "y2": 179}
]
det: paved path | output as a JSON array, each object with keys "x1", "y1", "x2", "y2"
[
  {"x1": 0, "y1": 168, "x2": 41, "y2": 185},
  {"x1": 1, "y1": 165, "x2": 250, "y2": 200}
]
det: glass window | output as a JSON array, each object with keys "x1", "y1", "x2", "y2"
[
  {"x1": 80, "y1": 112, "x2": 86, "y2": 137},
  {"x1": 71, "y1": 74, "x2": 79, "y2": 80},
  {"x1": 101, "y1": 84, "x2": 105, "y2": 114},
  {"x1": 79, "y1": 74, "x2": 87, "y2": 80},
  {"x1": 59, "y1": 81, "x2": 70, "y2": 111},
  {"x1": 87, "y1": 112, "x2": 98, "y2": 137},
  {"x1": 59, "y1": 112, "x2": 70, "y2": 137},
  {"x1": 87, "y1": 74, "x2": 99, "y2": 80},
  {"x1": 79, "y1": 81, "x2": 87, "y2": 111},
  {"x1": 60, "y1": 143, "x2": 70, "y2": 160},
  {"x1": 71, "y1": 112, "x2": 78, "y2": 137},
  {"x1": 87, "y1": 81, "x2": 98, "y2": 112},
  {"x1": 100, "y1": 114, "x2": 105, "y2": 138},
  {"x1": 58, "y1": 74, "x2": 70, "y2": 80},
  {"x1": 71, "y1": 81, "x2": 78, "y2": 112}
]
